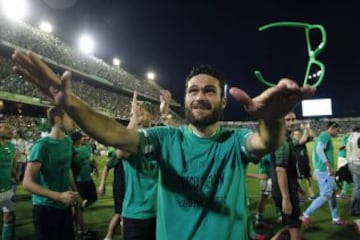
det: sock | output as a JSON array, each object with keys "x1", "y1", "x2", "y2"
[{"x1": 2, "y1": 223, "x2": 13, "y2": 240}]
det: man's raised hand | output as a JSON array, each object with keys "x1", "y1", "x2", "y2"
[
  {"x1": 12, "y1": 50, "x2": 73, "y2": 106},
  {"x1": 229, "y1": 78, "x2": 316, "y2": 120}
]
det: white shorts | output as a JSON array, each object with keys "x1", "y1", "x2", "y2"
[
  {"x1": 0, "y1": 188, "x2": 16, "y2": 213},
  {"x1": 338, "y1": 157, "x2": 348, "y2": 169},
  {"x1": 260, "y1": 178, "x2": 272, "y2": 195}
]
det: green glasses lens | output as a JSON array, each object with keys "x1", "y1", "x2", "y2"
[{"x1": 255, "y1": 21, "x2": 327, "y2": 88}]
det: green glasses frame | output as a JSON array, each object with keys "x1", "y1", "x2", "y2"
[{"x1": 254, "y1": 21, "x2": 327, "y2": 88}]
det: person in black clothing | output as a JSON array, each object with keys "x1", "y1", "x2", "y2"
[
  {"x1": 292, "y1": 124, "x2": 316, "y2": 201},
  {"x1": 271, "y1": 112, "x2": 303, "y2": 240}
]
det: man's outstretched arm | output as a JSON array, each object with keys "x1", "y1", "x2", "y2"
[
  {"x1": 229, "y1": 78, "x2": 316, "y2": 158},
  {"x1": 12, "y1": 50, "x2": 140, "y2": 153}
]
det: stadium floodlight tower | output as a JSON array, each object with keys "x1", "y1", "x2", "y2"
[
  {"x1": 39, "y1": 21, "x2": 53, "y2": 33},
  {"x1": 113, "y1": 58, "x2": 121, "y2": 67},
  {"x1": 78, "y1": 34, "x2": 95, "y2": 54},
  {"x1": 2, "y1": 0, "x2": 28, "y2": 21},
  {"x1": 147, "y1": 71, "x2": 156, "y2": 80}
]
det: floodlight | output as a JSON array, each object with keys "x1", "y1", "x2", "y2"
[
  {"x1": 2, "y1": 0, "x2": 27, "y2": 20},
  {"x1": 39, "y1": 21, "x2": 53, "y2": 33},
  {"x1": 78, "y1": 34, "x2": 95, "y2": 54},
  {"x1": 113, "y1": 58, "x2": 121, "y2": 66},
  {"x1": 147, "y1": 72, "x2": 155, "y2": 80}
]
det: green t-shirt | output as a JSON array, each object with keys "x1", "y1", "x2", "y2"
[
  {"x1": 0, "y1": 141, "x2": 16, "y2": 191},
  {"x1": 257, "y1": 154, "x2": 271, "y2": 176},
  {"x1": 313, "y1": 131, "x2": 334, "y2": 172},
  {"x1": 28, "y1": 135, "x2": 73, "y2": 209},
  {"x1": 338, "y1": 134, "x2": 349, "y2": 158},
  {"x1": 106, "y1": 148, "x2": 120, "y2": 169},
  {"x1": 122, "y1": 154, "x2": 158, "y2": 219},
  {"x1": 73, "y1": 144, "x2": 93, "y2": 182},
  {"x1": 138, "y1": 125, "x2": 254, "y2": 240}
]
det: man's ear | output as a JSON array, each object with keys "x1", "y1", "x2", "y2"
[
  {"x1": 54, "y1": 115, "x2": 61, "y2": 125},
  {"x1": 222, "y1": 97, "x2": 227, "y2": 109}
]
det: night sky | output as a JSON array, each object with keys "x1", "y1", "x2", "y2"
[{"x1": 26, "y1": 0, "x2": 360, "y2": 120}]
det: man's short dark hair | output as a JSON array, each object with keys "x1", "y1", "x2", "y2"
[
  {"x1": 70, "y1": 131, "x2": 84, "y2": 143},
  {"x1": 185, "y1": 65, "x2": 227, "y2": 98},
  {"x1": 327, "y1": 121, "x2": 339, "y2": 129},
  {"x1": 47, "y1": 107, "x2": 65, "y2": 126}
]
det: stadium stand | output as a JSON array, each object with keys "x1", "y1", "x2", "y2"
[{"x1": 0, "y1": 15, "x2": 184, "y2": 124}]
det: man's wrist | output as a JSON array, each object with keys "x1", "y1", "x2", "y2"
[
  {"x1": 160, "y1": 114, "x2": 172, "y2": 121},
  {"x1": 55, "y1": 192, "x2": 62, "y2": 201}
]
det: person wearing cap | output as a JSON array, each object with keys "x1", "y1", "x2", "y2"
[
  {"x1": 302, "y1": 121, "x2": 349, "y2": 228},
  {"x1": 22, "y1": 107, "x2": 79, "y2": 240},
  {"x1": 0, "y1": 119, "x2": 17, "y2": 240}
]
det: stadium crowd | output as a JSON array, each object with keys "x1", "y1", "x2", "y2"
[
  {"x1": 0, "y1": 55, "x2": 183, "y2": 122},
  {"x1": 0, "y1": 15, "x2": 183, "y2": 118},
  {"x1": 222, "y1": 118, "x2": 360, "y2": 136}
]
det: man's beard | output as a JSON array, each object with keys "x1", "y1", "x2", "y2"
[{"x1": 185, "y1": 102, "x2": 224, "y2": 127}]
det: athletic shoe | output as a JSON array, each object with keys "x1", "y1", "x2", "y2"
[
  {"x1": 302, "y1": 216, "x2": 311, "y2": 228},
  {"x1": 308, "y1": 195, "x2": 317, "y2": 201},
  {"x1": 82, "y1": 199, "x2": 89, "y2": 208},
  {"x1": 253, "y1": 233, "x2": 267, "y2": 240},
  {"x1": 332, "y1": 219, "x2": 349, "y2": 226},
  {"x1": 336, "y1": 193, "x2": 349, "y2": 199},
  {"x1": 353, "y1": 219, "x2": 360, "y2": 236}
]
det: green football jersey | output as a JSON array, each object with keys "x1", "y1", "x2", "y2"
[
  {"x1": 0, "y1": 141, "x2": 16, "y2": 191},
  {"x1": 137, "y1": 125, "x2": 255, "y2": 240},
  {"x1": 313, "y1": 131, "x2": 334, "y2": 172},
  {"x1": 122, "y1": 153, "x2": 158, "y2": 219},
  {"x1": 338, "y1": 134, "x2": 349, "y2": 158},
  {"x1": 28, "y1": 135, "x2": 73, "y2": 209},
  {"x1": 106, "y1": 148, "x2": 120, "y2": 169},
  {"x1": 73, "y1": 144, "x2": 92, "y2": 182},
  {"x1": 257, "y1": 154, "x2": 271, "y2": 176}
]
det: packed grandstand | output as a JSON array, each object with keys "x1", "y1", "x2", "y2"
[{"x1": 0, "y1": 14, "x2": 184, "y2": 139}]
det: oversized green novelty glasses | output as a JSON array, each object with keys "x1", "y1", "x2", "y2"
[{"x1": 254, "y1": 21, "x2": 327, "y2": 88}]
